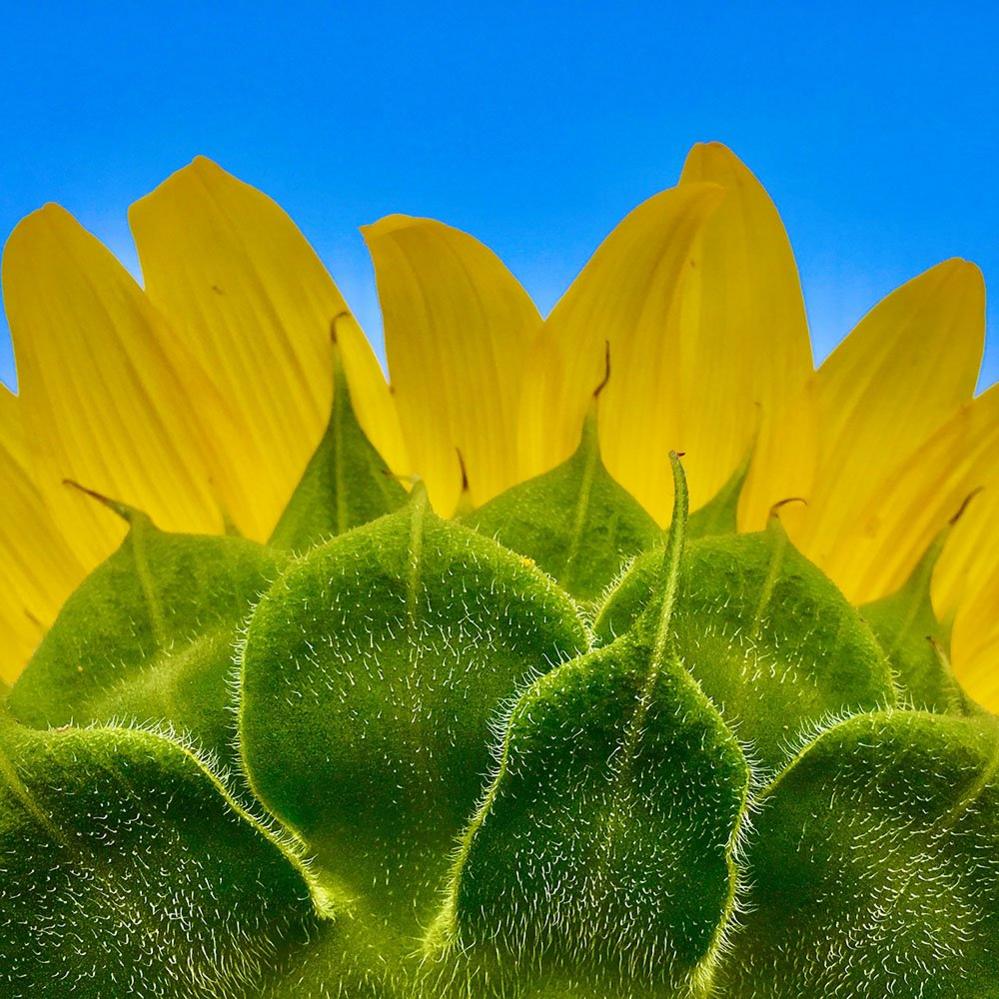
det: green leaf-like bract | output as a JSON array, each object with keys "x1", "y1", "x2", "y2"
[
  {"x1": 462, "y1": 407, "x2": 660, "y2": 601},
  {"x1": 714, "y1": 711, "x2": 999, "y2": 998},
  {"x1": 240, "y1": 488, "x2": 589, "y2": 932},
  {"x1": 0, "y1": 713, "x2": 322, "y2": 999},
  {"x1": 595, "y1": 518, "x2": 896, "y2": 771},
  {"x1": 269, "y1": 340, "x2": 407, "y2": 552},
  {"x1": 9, "y1": 511, "x2": 285, "y2": 762},
  {"x1": 4, "y1": 381, "x2": 997, "y2": 998},
  {"x1": 860, "y1": 529, "x2": 971, "y2": 715}
]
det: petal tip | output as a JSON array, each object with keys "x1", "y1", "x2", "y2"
[
  {"x1": 175, "y1": 154, "x2": 227, "y2": 182},
  {"x1": 944, "y1": 256, "x2": 984, "y2": 284},
  {"x1": 682, "y1": 141, "x2": 750, "y2": 184},
  {"x1": 2, "y1": 204, "x2": 80, "y2": 280},
  {"x1": 919, "y1": 259, "x2": 986, "y2": 309},
  {"x1": 190, "y1": 153, "x2": 222, "y2": 171},
  {"x1": 361, "y1": 214, "x2": 430, "y2": 241},
  {"x1": 130, "y1": 155, "x2": 234, "y2": 221},
  {"x1": 7, "y1": 202, "x2": 71, "y2": 238},
  {"x1": 688, "y1": 139, "x2": 738, "y2": 159}
]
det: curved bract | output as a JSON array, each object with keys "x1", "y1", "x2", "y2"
[
  {"x1": 2, "y1": 372, "x2": 996, "y2": 999},
  {"x1": 0, "y1": 713, "x2": 325, "y2": 999},
  {"x1": 1, "y1": 144, "x2": 997, "y2": 996}
]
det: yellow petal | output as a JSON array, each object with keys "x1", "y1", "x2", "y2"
[
  {"x1": 0, "y1": 387, "x2": 86, "y2": 683},
  {"x1": 363, "y1": 215, "x2": 541, "y2": 513},
  {"x1": 819, "y1": 383, "x2": 999, "y2": 605},
  {"x1": 2, "y1": 205, "x2": 226, "y2": 567},
  {"x1": 936, "y1": 480, "x2": 999, "y2": 708},
  {"x1": 792, "y1": 259, "x2": 985, "y2": 590},
  {"x1": 677, "y1": 143, "x2": 814, "y2": 526},
  {"x1": 950, "y1": 556, "x2": 999, "y2": 711},
  {"x1": 943, "y1": 476, "x2": 999, "y2": 710},
  {"x1": 129, "y1": 156, "x2": 407, "y2": 540},
  {"x1": 517, "y1": 181, "x2": 724, "y2": 523},
  {"x1": 955, "y1": 644, "x2": 999, "y2": 715}
]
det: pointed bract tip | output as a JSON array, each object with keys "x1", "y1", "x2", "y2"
[
  {"x1": 406, "y1": 477, "x2": 431, "y2": 510},
  {"x1": 450, "y1": 448, "x2": 476, "y2": 518},
  {"x1": 667, "y1": 451, "x2": 689, "y2": 526},
  {"x1": 455, "y1": 448, "x2": 470, "y2": 494},
  {"x1": 949, "y1": 487, "x2": 983, "y2": 526},
  {"x1": 62, "y1": 480, "x2": 145, "y2": 526},
  {"x1": 593, "y1": 341, "x2": 612, "y2": 399},
  {"x1": 327, "y1": 314, "x2": 352, "y2": 404},
  {"x1": 329, "y1": 311, "x2": 354, "y2": 346},
  {"x1": 768, "y1": 496, "x2": 807, "y2": 520}
]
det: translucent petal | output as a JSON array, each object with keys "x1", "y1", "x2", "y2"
[
  {"x1": 821, "y1": 383, "x2": 999, "y2": 605},
  {"x1": 517, "y1": 182, "x2": 724, "y2": 523},
  {"x1": 364, "y1": 216, "x2": 540, "y2": 513},
  {"x1": 0, "y1": 390, "x2": 85, "y2": 682},
  {"x1": 130, "y1": 157, "x2": 407, "y2": 539},
  {"x1": 952, "y1": 598, "x2": 999, "y2": 711},
  {"x1": 792, "y1": 259, "x2": 985, "y2": 582},
  {"x1": 677, "y1": 143, "x2": 814, "y2": 526},
  {"x1": 940, "y1": 484, "x2": 999, "y2": 710},
  {"x1": 2, "y1": 205, "x2": 225, "y2": 568}
]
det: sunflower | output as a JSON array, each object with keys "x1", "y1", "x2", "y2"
[
  {"x1": 1, "y1": 144, "x2": 997, "y2": 999},
  {"x1": 2, "y1": 142, "x2": 993, "y2": 702}
]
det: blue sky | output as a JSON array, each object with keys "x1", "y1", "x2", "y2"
[{"x1": 1, "y1": 1, "x2": 996, "y2": 390}]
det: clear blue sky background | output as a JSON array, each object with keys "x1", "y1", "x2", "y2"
[{"x1": 1, "y1": 1, "x2": 996, "y2": 390}]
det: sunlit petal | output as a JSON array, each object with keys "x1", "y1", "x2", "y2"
[
  {"x1": 934, "y1": 468, "x2": 999, "y2": 706},
  {"x1": 951, "y1": 572, "x2": 999, "y2": 709},
  {"x1": 130, "y1": 156, "x2": 407, "y2": 539},
  {"x1": 816, "y1": 383, "x2": 999, "y2": 604},
  {"x1": 518, "y1": 182, "x2": 724, "y2": 523},
  {"x1": 363, "y1": 215, "x2": 541, "y2": 513},
  {"x1": 792, "y1": 259, "x2": 985, "y2": 582},
  {"x1": 938, "y1": 481, "x2": 999, "y2": 706},
  {"x1": 2, "y1": 205, "x2": 225, "y2": 566},
  {"x1": 0, "y1": 388, "x2": 85, "y2": 682},
  {"x1": 677, "y1": 143, "x2": 814, "y2": 526}
]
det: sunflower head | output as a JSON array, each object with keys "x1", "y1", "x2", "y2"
[{"x1": 0, "y1": 144, "x2": 996, "y2": 998}]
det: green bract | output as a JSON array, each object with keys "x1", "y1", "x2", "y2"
[{"x1": 3, "y1": 371, "x2": 997, "y2": 999}]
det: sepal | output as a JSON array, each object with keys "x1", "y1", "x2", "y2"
[
  {"x1": 269, "y1": 322, "x2": 407, "y2": 553},
  {"x1": 0, "y1": 711, "x2": 324, "y2": 998},
  {"x1": 596, "y1": 512, "x2": 896, "y2": 771},
  {"x1": 9, "y1": 504, "x2": 285, "y2": 762},
  {"x1": 239, "y1": 488, "x2": 590, "y2": 935},
  {"x1": 861, "y1": 522, "x2": 970, "y2": 714},
  {"x1": 714, "y1": 710, "x2": 999, "y2": 998},
  {"x1": 463, "y1": 400, "x2": 660, "y2": 602}
]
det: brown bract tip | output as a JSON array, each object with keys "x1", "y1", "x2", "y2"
[
  {"x1": 62, "y1": 480, "x2": 136, "y2": 524},
  {"x1": 949, "y1": 487, "x2": 983, "y2": 526},
  {"x1": 455, "y1": 448, "x2": 470, "y2": 494},
  {"x1": 768, "y1": 496, "x2": 807, "y2": 519},
  {"x1": 330, "y1": 311, "x2": 352, "y2": 345},
  {"x1": 593, "y1": 341, "x2": 612, "y2": 399}
]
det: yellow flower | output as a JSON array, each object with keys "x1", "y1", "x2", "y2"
[{"x1": 1, "y1": 144, "x2": 995, "y2": 709}]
